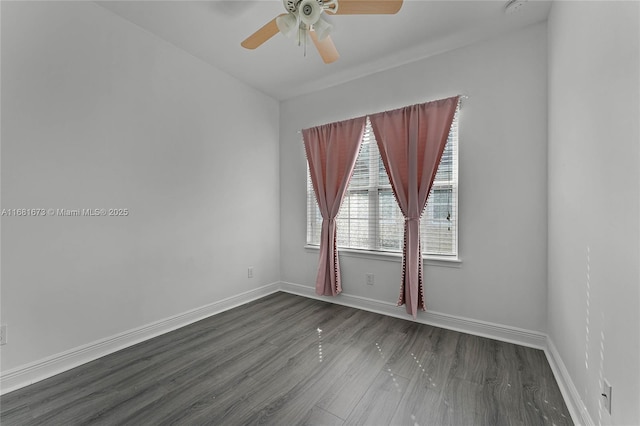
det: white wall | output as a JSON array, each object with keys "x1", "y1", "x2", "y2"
[
  {"x1": 280, "y1": 23, "x2": 548, "y2": 333},
  {"x1": 547, "y1": 2, "x2": 640, "y2": 425},
  {"x1": 0, "y1": 2, "x2": 280, "y2": 373}
]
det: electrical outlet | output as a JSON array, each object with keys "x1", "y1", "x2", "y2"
[
  {"x1": 0, "y1": 324, "x2": 7, "y2": 345},
  {"x1": 366, "y1": 273, "x2": 374, "y2": 286},
  {"x1": 248, "y1": 267, "x2": 254, "y2": 278},
  {"x1": 602, "y1": 379, "x2": 612, "y2": 414}
]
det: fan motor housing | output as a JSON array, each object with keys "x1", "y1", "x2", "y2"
[
  {"x1": 284, "y1": 0, "x2": 297, "y2": 13},
  {"x1": 283, "y1": 0, "x2": 325, "y2": 14}
]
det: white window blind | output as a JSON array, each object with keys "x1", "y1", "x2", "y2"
[{"x1": 307, "y1": 109, "x2": 459, "y2": 257}]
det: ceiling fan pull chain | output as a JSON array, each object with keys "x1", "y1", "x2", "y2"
[{"x1": 303, "y1": 23, "x2": 309, "y2": 57}]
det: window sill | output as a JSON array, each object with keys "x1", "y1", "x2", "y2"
[{"x1": 304, "y1": 245, "x2": 462, "y2": 268}]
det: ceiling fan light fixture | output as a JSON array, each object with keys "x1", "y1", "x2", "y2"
[
  {"x1": 298, "y1": 0, "x2": 323, "y2": 25},
  {"x1": 313, "y1": 18, "x2": 332, "y2": 41},
  {"x1": 276, "y1": 13, "x2": 298, "y2": 38}
]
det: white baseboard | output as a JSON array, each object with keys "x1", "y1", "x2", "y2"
[
  {"x1": 545, "y1": 337, "x2": 593, "y2": 426},
  {"x1": 0, "y1": 282, "x2": 280, "y2": 395},
  {"x1": 279, "y1": 281, "x2": 547, "y2": 349}
]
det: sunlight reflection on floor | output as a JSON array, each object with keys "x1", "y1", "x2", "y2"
[
  {"x1": 317, "y1": 327, "x2": 323, "y2": 363},
  {"x1": 375, "y1": 342, "x2": 402, "y2": 393}
]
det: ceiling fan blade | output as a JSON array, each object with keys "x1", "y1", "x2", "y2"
[
  {"x1": 326, "y1": 0, "x2": 403, "y2": 15},
  {"x1": 241, "y1": 14, "x2": 286, "y2": 49},
  {"x1": 310, "y1": 31, "x2": 340, "y2": 64}
]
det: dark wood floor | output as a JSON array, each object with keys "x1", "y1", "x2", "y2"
[{"x1": 1, "y1": 292, "x2": 572, "y2": 425}]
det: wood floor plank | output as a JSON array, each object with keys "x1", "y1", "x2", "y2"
[
  {"x1": 386, "y1": 325, "x2": 459, "y2": 381},
  {"x1": 150, "y1": 373, "x2": 260, "y2": 425},
  {"x1": 299, "y1": 406, "x2": 345, "y2": 426},
  {"x1": 232, "y1": 309, "x2": 398, "y2": 424},
  {"x1": 482, "y1": 341, "x2": 527, "y2": 426},
  {"x1": 314, "y1": 327, "x2": 410, "y2": 420},
  {"x1": 440, "y1": 377, "x2": 485, "y2": 426},
  {"x1": 450, "y1": 333, "x2": 501, "y2": 385},
  {"x1": 1, "y1": 358, "x2": 111, "y2": 418},
  {"x1": 72, "y1": 383, "x2": 171, "y2": 426},
  {"x1": 0, "y1": 292, "x2": 573, "y2": 426},
  {"x1": 239, "y1": 342, "x2": 364, "y2": 425},
  {"x1": 17, "y1": 294, "x2": 309, "y2": 423},
  {"x1": 26, "y1": 310, "x2": 284, "y2": 423},
  {"x1": 314, "y1": 344, "x2": 387, "y2": 419},
  {"x1": 0, "y1": 400, "x2": 33, "y2": 425},
  {"x1": 388, "y1": 344, "x2": 457, "y2": 425},
  {"x1": 517, "y1": 345, "x2": 572, "y2": 426},
  {"x1": 343, "y1": 368, "x2": 409, "y2": 425},
  {"x1": 197, "y1": 343, "x2": 324, "y2": 425},
  {"x1": 388, "y1": 366, "x2": 444, "y2": 426}
]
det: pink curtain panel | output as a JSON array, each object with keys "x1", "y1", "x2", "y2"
[
  {"x1": 303, "y1": 117, "x2": 366, "y2": 296},
  {"x1": 370, "y1": 96, "x2": 459, "y2": 318}
]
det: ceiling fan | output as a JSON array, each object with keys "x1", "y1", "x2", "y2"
[{"x1": 241, "y1": 0, "x2": 403, "y2": 64}]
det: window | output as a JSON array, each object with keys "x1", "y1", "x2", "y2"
[{"x1": 307, "y1": 109, "x2": 459, "y2": 257}]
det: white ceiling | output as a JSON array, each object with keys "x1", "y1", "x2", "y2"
[{"x1": 96, "y1": 0, "x2": 551, "y2": 100}]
